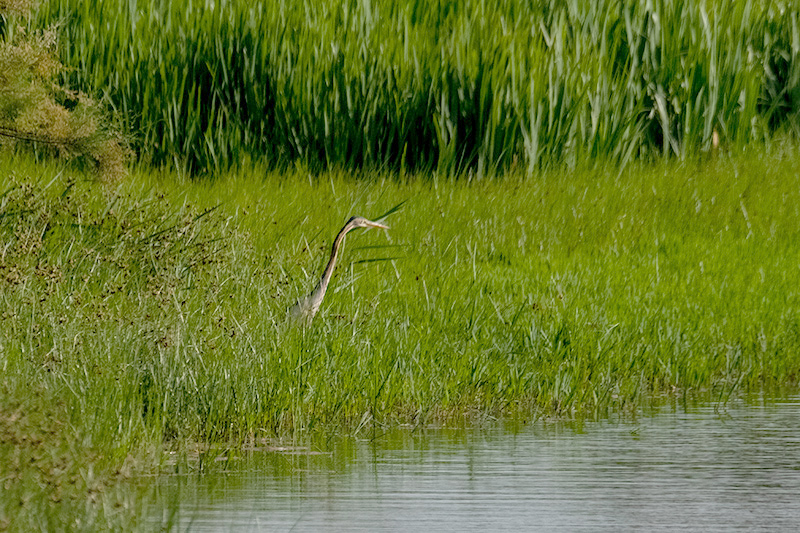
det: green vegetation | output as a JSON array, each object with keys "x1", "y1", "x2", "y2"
[
  {"x1": 3, "y1": 0, "x2": 800, "y2": 529},
  {"x1": 0, "y1": 3, "x2": 127, "y2": 180},
  {"x1": 34, "y1": 0, "x2": 800, "y2": 173},
  {"x1": 2, "y1": 143, "x2": 800, "y2": 527}
]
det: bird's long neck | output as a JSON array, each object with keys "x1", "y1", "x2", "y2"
[{"x1": 311, "y1": 220, "x2": 354, "y2": 302}]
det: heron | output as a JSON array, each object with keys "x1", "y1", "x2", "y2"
[{"x1": 289, "y1": 216, "x2": 389, "y2": 323}]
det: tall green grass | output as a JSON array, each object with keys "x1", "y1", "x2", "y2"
[
  {"x1": 3, "y1": 144, "x2": 800, "y2": 527},
  {"x1": 3, "y1": 144, "x2": 799, "y2": 437},
  {"x1": 32, "y1": 0, "x2": 800, "y2": 173}
]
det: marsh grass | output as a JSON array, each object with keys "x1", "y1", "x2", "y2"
[
  {"x1": 32, "y1": 0, "x2": 800, "y2": 173},
  {"x1": 2, "y1": 145, "x2": 800, "y2": 527}
]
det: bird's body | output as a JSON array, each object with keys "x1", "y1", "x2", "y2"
[{"x1": 290, "y1": 216, "x2": 388, "y2": 323}]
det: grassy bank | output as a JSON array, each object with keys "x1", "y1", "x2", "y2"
[
  {"x1": 2, "y1": 144, "x2": 800, "y2": 527},
  {"x1": 30, "y1": 0, "x2": 800, "y2": 172}
]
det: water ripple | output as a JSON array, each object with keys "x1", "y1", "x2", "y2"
[{"x1": 150, "y1": 398, "x2": 800, "y2": 532}]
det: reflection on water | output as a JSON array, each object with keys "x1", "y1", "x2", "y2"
[{"x1": 150, "y1": 398, "x2": 800, "y2": 532}]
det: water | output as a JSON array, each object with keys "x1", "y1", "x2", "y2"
[{"x1": 150, "y1": 398, "x2": 800, "y2": 531}]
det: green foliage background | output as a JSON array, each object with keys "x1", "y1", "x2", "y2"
[{"x1": 34, "y1": 0, "x2": 800, "y2": 173}]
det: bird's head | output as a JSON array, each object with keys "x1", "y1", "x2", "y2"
[{"x1": 346, "y1": 216, "x2": 389, "y2": 231}]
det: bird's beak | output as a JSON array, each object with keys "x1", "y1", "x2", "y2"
[{"x1": 367, "y1": 220, "x2": 389, "y2": 230}]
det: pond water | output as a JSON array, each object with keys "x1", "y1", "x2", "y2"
[{"x1": 149, "y1": 397, "x2": 800, "y2": 532}]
